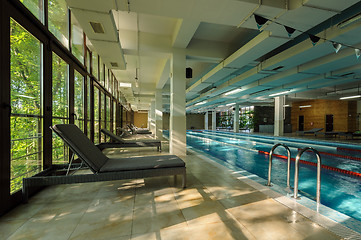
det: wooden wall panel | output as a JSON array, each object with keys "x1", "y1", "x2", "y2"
[
  {"x1": 134, "y1": 112, "x2": 148, "y2": 128},
  {"x1": 291, "y1": 99, "x2": 357, "y2": 132}
]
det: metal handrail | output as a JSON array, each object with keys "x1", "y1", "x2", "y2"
[
  {"x1": 293, "y1": 147, "x2": 322, "y2": 204},
  {"x1": 266, "y1": 143, "x2": 291, "y2": 188}
]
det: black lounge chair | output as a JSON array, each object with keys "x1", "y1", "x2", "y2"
[
  {"x1": 22, "y1": 124, "x2": 186, "y2": 202},
  {"x1": 297, "y1": 128, "x2": 323, "y2": 136},
  {"x1": 100, "y1": 128, "x2": 161, "y2": 152},
  {"x1": 128, "y1": 124, "x2": 152, "y2": 134},
  {"x1": 339, "y1": 131, "x2": 361, "y2": 139},
  {"x1": 315, "y1": 131, "x2": 340, "y2": 138}
]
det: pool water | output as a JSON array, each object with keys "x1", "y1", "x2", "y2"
[{"x1": 184, "y1": 130, "x2": 361, "y2": 223}]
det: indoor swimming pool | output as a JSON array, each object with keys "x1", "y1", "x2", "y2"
[{"x1": 183, "y1": 130, "x2": 361, "y2": 229}]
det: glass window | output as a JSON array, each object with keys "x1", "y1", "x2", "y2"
[
  {"x1": 105, "y1": 65, "x2": 108, "y2": 89},
  {"x1": 87, "y1": 77, "x2": 91, "y2": 139},
  {"x1": 92, "y1": 52, "x2": 98, "y2": 79},
  {"x1": 101, "y1": 93, "x2": 106, "y2": 142},
  {"x1": 106, "y1": 96, "x2": 111, "y2": 132},
  {"x1": 74, "y1": 70, "x2": 84, "y2": 131},
  {"x1": 113, "y1": 101, "x2": 116, "y2": 133},
  {"x1": 94, "y1": 88, "x2": 100, "y2": 144},
  {"x1": 20, "y1": 0, "x2": 44, "y2": 22},
  {"x1": 99, "y1": 58, "x2": 104, "y2": 85},
  {"x1": 10, "y1": 19, "x2": 43, "y2": 193},
  {"x1": 48, "y1": 0, "x2": 69, "y2": 48},
  {"x1": 86, "y1": 49, "x2": 91, "y2": 73},
  {"x1": 71, "y1": 11, "x2": 84, "y2": 64},
  {"x1": 52, "y1": 53, "x2": 69, "y2": 164}
]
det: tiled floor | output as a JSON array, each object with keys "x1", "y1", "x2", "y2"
[{"x1": 0, "y1": 143, "x2": 343, "y2": 240}]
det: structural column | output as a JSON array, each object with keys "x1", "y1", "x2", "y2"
[
  {"x1": 212, "y1": 111, "x2": 216, "y2": 131},
  {"x1": 149, "y1": 100, "x2": 156, "y2": 134},
  {"x1": 170, "y1": 49, "x2": 186, "y2": 156},
  {"x1": 155, "y1": 89, "x2": 163, "y2": 140},
  {"x1": 274, "y1": 96, "x2": 284, "y2": 136},
  {"x1": 204, "y1": 112, "x2": 208, "y2": 130},
  {"x1": 234, "y1": 104, "x2": 239, "y2": 133}
]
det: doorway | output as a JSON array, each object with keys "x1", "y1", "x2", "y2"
[
  {"x1": 298, "y1": 115, "x2": 304, "y2": 131},
  {"x1": 326, "y1": 114, "x2": 334, "y2": 132}
]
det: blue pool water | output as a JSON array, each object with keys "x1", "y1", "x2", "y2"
[{"x1": 181, "y1": 130, "x2": 361, "y2": 223}]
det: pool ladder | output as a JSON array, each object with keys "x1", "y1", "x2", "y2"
[
  {"x1": 266, "y1": 143, "x2": 291, "y2": 188},
  {"x1": 293, "y1": 147, "x2": 322, "y2": 204},
  {"x1": 267, "y1": 144, "x2": 322, "y2": 204}
]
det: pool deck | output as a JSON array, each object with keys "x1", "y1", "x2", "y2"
[{"x1": 1, "y1": 137, "x2": 359, "y2": 240}]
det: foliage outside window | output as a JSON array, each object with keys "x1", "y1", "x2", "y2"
[
  {"x1": 94, "y1": 88, "x2": 100, "y2": 144},
  {"x1": 48, "y1": 0, "x2": 69, "y2": 48},
  {"x1": 101, "y1": 93, "x2": 106, "y2": 142},
  {"x1": 105, "y1": 65, "x2": 108, "y2": 89},
  {"x1": 74, "y1": 70, "x2": 84, "y2": 131},
  {"x1": 71, "y1": 12, "x2": 84, "y2": 64},
  {"x1": 92, "y1": 52, "x2": 98, "y2": 79},
  {"x1": 240, "y1": 106, "x2": 254, "y2": 129},
  {"x1": 87, "y1": 77, "x2": 91, "y2": 139},
  {"x1": 99, "y1": 58, "x2": 104, "y2": 86},
  {"x1": 10, "y1": 19, "x2": 43, "y2": 193},
  {"x1": 20, "y1": 0, "x2": 44, "y2": 22},
  {"x1": 52, "y1": 53, "x2": 69, "y2": 164},
  {"x1": 86, "y1": 49, "x2": 91, "y2": 73},
  {"x1": 106, "y1": 96, "x2": 111, "y2": 132},
  {"x1": 113, "y1": 101, "x2": 116, "y2": 133}
]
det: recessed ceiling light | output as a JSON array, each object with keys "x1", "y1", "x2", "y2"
[
  {"x1": 340, "y1": 95, "x2": 361, "y2": 100},
  {"x1": 269, "y1": 90, "x2": 291, "y2": 97},
  {"x1": 119, "y1": 82, "x2": 132, "y2": 88}
]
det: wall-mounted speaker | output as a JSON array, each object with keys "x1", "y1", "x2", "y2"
[{"x1": 186, "y1": 67, "x2": 192, "y2": 78}]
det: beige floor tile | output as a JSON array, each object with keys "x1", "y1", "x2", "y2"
[
  {"x1": 0, "y1": 219, "x2": 27, "y2": 239},
  {"x1": 1, "y1": 203, "x2": 46, "y2": 221},
  {"x1": 31, "y1": 201, "x2": 91, "y2": 221},
  {"x1": 69, "y1": 219, "x2": 132, "y2": 240},
  {"x1": 0, "y1": 146, "x2": 348, "y2": 240},
  {"x1": 132, "y1": 206, "x2": 187, "y2": 235},
  {"x1": 131, "y1": 232, "x2": 158, "y2": 240},
  {"x1": 160, "y1": 220, "x2": 256, "y2": 240},
  {"x1": 180, "y1": 199, "x2": 231, "y2": 225},
  {"x1": 218, "y1": 191, "x2": 269, "y2": 209},
  {"x1": 8, "y1": 212, "x2": 83, "y2": 240}
]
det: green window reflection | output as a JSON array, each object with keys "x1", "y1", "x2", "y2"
[
  {"x1": 74, "y1": 70, "x2": 84, "y2": 131},
  {"x1": 20, "y1": 0, "x2": 44, "y2": 22},
  {"x1": 10, "y1": 19, "x2": 43, "y2": 193},
  {"x1": 52, "y1": 53, "x2": 69, "y2": 164},
  {"x1": 71, "y1": 11, "x2": 84, "y2": 64},
  {"x1": 94, "y1": 88, "x2": 100, "y2": 144},
  {"x1": 48, "y1": 0, "x2": 69, "y2": 48},
  {"x1": 92, "y1": 52, "x2": 98, "y2": 79}
]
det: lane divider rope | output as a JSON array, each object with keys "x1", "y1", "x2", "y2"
[{"x1": 258, "y1": 150, "x2": 361, "y2": 178}]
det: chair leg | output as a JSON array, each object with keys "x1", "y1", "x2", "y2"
[
  {"x1": 182, "y1": 172, "x2": 186, "y2": 188},
  {"x1": 22, "y1": 181, "x2": 28, "y2": 204}
]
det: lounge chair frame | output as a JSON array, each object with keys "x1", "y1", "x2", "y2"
[
  {"x1": 99, "y1": 129, "x2": 161, "y2": 152},
  {"x1": 22, "y1": 125, "x2": 185, "y2": 203}
]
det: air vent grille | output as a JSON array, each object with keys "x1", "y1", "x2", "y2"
[
  {"x1": 271, "y1": 66, "x2": 284, "y2": 71},
  {"x1": 110, "y1": 62, "x2": 118, "y2": 67},
  {"x1": 89, "y1": 22, "x2": 105, "y2": 34}
]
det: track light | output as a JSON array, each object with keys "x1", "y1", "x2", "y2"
[
  {"x1": 332, "y1": 42, "x2": 342, "y2": 53},
  {"x1": 254, "y1": 14, "x2": 268, "y2": 30},
  {"x1": 355, "y1": 49, "x2": 361, "y2": 59},
  {"x1": 284, "y1": 26, "x2": 295, "y2": 37},
  {"x1": 309, "y1": 34, "x2": 320, "y2": 46}
]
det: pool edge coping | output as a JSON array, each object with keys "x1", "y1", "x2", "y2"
[{"x1": 186, "y1": 146, "x2": 361, "y2": 240}]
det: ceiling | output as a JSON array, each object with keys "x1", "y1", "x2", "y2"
[{"x1": 66, "y1": 0, "x2": 361, "y2": 112}]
